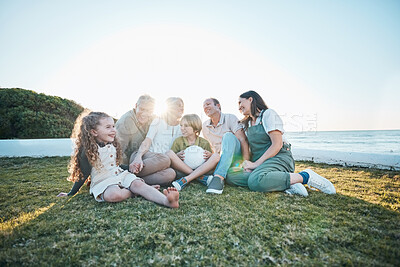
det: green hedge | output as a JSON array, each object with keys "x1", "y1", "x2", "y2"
[{"x1": 0, "y1": 88, "x2": 84, "y2": 139}]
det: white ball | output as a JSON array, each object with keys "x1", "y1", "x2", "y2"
[{"x1": 183, "y1": 145, "x2": 206, "y2": 169}]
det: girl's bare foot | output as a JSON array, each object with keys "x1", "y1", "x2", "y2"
[{"x1": 163, "y1": 187, "x2": 179, "y2": 208}]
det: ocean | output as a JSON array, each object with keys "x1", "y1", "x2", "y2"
[
  {"x1": 285, "y1": 130, "x2": 400, "y2": 155},
  {"x1": 1, "y1": 130, "x2": 399, "y2": 167}
]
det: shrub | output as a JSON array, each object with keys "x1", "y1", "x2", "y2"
[{"x1": 0, "y1": 88, "x2": 84, "y2": 139}]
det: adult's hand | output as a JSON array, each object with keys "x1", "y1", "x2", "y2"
[
  {"x1": 242, "y1": 160, "x2": 258, "y2": 172},
  {"x1": 176, "y1": 151, "x2": 185, "y2": 161},
  {"x1": 129, "y1": 157, "x2": 144, "y2": 174}
]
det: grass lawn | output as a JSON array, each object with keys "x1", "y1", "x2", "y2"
[{"x1": 0, "y1": 157, "x2": 399, "y2": 266}]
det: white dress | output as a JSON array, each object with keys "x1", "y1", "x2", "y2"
[{"x1": 90, "y1": 144, "x2": 139, "y2": 202}]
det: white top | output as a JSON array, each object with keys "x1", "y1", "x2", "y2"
[
  {"x1": 251, "y1": 109, "x2": 289, "y2": 144},
  {"x1": 202, "y1": 113, "x2": 243, "y2": 154},
  {"x1": 146, "y1": 117, "x2": 182, "y2": 153},
  {"x1": 90, "y1": 144, "x2": 138, "y2": 202}
]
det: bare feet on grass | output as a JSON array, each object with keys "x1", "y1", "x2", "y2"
[{"x1": 163, "y1": 187, "x2": 179, "y2": 208}]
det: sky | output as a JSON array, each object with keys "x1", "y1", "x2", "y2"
[{"x1": 1, "y1": 0, "x2": 399, "y2": 131}]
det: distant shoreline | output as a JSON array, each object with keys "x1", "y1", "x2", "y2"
[
  {"x1": 292, "y1": 148, "x2": 400, "y2": 171},
  {"x1": 286, "y1": 129, "x2": 400, "y2": 133},
  {"x1": 1, "y1": 139, "x2": 399, "y2": 170}
]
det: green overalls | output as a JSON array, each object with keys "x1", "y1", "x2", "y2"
[{"x1": 226, "y1": 110, "x2": 294, "y2": 192}]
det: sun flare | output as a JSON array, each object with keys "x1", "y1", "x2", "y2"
[{"x1": 153, "y1": 98, "x2": 168, "y2": 117}]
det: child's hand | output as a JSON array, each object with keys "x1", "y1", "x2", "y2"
[
  {"x1": 57, "y1": 192, "x2": 68, "y2": 197},
  {"x1": 203, "y1": 150, "x2": 212, "y2": 159},
  {"x1": 176, "y1": 151, "x2": 185, "y2": 160}
]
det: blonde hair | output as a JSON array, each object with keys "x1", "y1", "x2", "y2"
[
  {"x1": 67, "y1": 111, "x2": 122, "y2": 182},
  {"x1": 181, "y1": 114, "x2": 202, "y2": 136}
]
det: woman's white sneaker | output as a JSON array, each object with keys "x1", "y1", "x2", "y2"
[
  {"x1": 284, "y1": 183, "x2": 309, "y2": 197},
  {"x1": 303, "y1": 169, "x2": 336, "y2": 194}
]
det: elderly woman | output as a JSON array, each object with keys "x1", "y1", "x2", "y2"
[
  {"x1": 226, "y1": 90, "x2": 336, "y2": 196},
  {"x1": 131, "y1": 97, "x2": 184, "y2": 178}
]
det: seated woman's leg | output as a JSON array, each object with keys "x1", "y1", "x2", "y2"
[
  {"x1": 226, "y1": 167, "x2": 251, "y2": 187},
  {"x1": 247, "y1": 160, "x2": 291, "y2": 192},
  {"x1": 248, "y1": 149, "x2": 296, "y2": 192}
]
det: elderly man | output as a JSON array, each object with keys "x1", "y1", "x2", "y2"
[
  {"x1": 202, "y1": 98, "x2": 250, "y2": 194},
  {"x1": 116, "y1": 95, "x2": 175, "y2": 185}
]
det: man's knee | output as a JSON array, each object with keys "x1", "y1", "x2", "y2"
[
  {"x1": 155, "y1": 153, "x2": 171, "y2": 167},
  {"x1": 221, "y1": 132, "x2": 240, "y2": 152},
  {"x1": 142, "y1": 152, "x2": 171, "y2": 170},
  {"x1": 222, "y1": 132, "x2": 236, "y2": 143},
  {"x1": 163, "y1": 168, "x2": 176, "y2": 182}
]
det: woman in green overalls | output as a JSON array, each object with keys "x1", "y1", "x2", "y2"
[{"x1": 226, "y1": 90, "x2": 336, "y2": 195}]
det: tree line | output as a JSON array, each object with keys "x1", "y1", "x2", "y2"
[{"x1": 0, "y1": 88, "x2": 84, "y2": 139}]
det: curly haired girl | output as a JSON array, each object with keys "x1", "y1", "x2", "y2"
[{"x1": 57, "y1": 111, "x2": 179, "y2": 208}]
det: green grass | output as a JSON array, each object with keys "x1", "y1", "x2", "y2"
[{"x1": 1, "y1": 157, "x2": 399, "y2": 266}]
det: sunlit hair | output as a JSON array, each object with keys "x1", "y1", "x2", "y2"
[
  {"x1": 67, "y1": 111, "x2": 122, "y2": 182},
  {"x1": 136, "y1": 94, "x2": 155, "y2": 107},
  {"x1": 181, "y1": 114, "x2": 202, "y2": 136},
  {"x1": 239, "y1": 90, "x2": 268, "y2": 131},
  {"x1": 161, "y1": 97, "x2": 184, "y2": 122}
]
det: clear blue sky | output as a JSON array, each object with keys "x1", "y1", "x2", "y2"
[{"x1": 1, "y1": 0, "x2": 399, "y2": 131}]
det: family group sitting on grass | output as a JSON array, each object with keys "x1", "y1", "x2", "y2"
[{"x1": 58, "y1": 90, "x2": 336, "y2": 208}]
